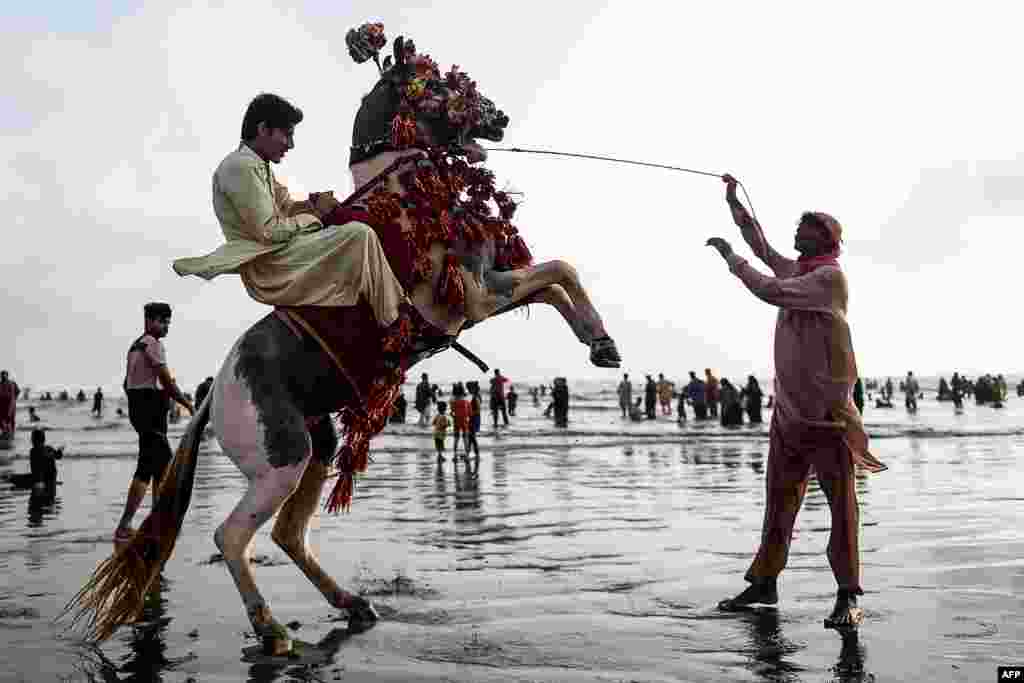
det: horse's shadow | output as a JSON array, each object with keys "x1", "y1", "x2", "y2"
[
  {"x1": 71, "y1": 575, "x2": 194, "y2": 681},
  {"x1": 242, "y1": 627, "x2": 354, "y2": 682}
]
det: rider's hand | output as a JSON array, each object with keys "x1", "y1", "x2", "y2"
[
  {"x1": 706, "y1": 237, "x2": 733, "y2": 259},
  {"x1": 312, "y1": 191, "x2": 340, "y2": 218},
  {"x1": 721, "y1": 173, "x2": 739, "y2": 201}
]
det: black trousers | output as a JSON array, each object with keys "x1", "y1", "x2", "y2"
[{"x1": 128, "y1": 388, "x2": 172, "y2": 484}]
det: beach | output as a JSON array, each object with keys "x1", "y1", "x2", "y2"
[{"x1": 1, "y1": 381, "x2": 1022, "y2": 682}]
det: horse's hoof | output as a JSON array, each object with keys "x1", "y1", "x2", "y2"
[
  {"x1": 346, "y1": 596, "x2": 378, "y2": 633},
  {"x1": 261, "y1": 635, "x2": 293, "y2": 657},
  {"x1": 589, "y1": 337, "x2": 621, "y2": 368}
]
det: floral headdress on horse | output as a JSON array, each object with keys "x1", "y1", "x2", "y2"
[
  {"x1": 339, "y1": 21, "x2": 530, "y2": 285},
  {"x1": 346, "y1": 22, "x2": 509, "y2": 161}
]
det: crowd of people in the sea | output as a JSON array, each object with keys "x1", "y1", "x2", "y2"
[
  {"x1": 859, "y1": 371, "x2": 1014, "y2": 411},
  {"x1": 614, "y1": 370, "x2": 767, "y2": 427},
  {"x1": 396, "y1": 370, "x2": 582, "y2": 436},
  {"x1": 2, "y1": 88, "x2": 1022, "y2": 650}
]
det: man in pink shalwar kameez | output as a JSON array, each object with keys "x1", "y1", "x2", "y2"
[{"x1": 707, "y1": 175, "x2": 886, "y2": 629}]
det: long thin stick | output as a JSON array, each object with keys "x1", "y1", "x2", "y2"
[
  {"x1": 484, "y1": 146, "x2": 724, "y2": 178},
  {"x1": 483, "y1": 145, "x2": 759, "y2": 222}
]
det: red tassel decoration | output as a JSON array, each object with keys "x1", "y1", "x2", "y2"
[
  {"x1": 436, "y1": 254, "x2": 465, "y2": 310},
  {"x1": 390, "y1": 113, "x2": 418, "y2": 149},
  {"x1": 325, "y1": 379, "x2": 402, "y2": 514},
  {"x1": 508, "y1": 234, "x2": 532, "y2": 268}
]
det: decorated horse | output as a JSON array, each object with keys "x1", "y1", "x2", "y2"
[{"x1": 63, "y1": 23, "x2": 621, "y2": 655}]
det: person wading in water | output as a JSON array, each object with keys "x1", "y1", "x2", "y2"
[
  {"x1": 706, "y1": 174, "x2": 886, "y2": 630},
  {"x1": 113, "y1": 303, "x2": 194, "y2": 544}
]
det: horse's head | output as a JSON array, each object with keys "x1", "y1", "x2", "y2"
[{"x1": 348, "y1": 27, "x2": 509, "y2": 166}]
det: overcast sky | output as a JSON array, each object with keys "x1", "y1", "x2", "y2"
[{"x1": 4, "y1": 2, "x2": 1022, "y2": 393}]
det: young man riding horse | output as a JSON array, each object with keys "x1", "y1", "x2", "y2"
[{"x1": 67, "y1": 22, "x2": 621, "y2": 656}]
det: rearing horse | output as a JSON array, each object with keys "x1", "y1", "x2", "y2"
[{"x1": 64, "y1": 28, "x2": 620, "y2": 656}]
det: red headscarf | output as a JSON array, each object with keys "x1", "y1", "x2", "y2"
[{"x1": 796, "y1": 212, "x2": 842, "y2": 275}]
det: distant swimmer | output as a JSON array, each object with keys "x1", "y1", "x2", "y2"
[
  {"x1": 903, "y1": 371, "x2": 919, "y2": 413},
  {"x1": 29, "y1": 428, "x2": 62, "y2": 498},
  {"x1": 551, "y1": 377, "x2": 569, "y2": 428},
  {"x1": 92, "y1": 387, "x2": 104, "y2": 417},
  {"x1": 629, "y1": 397, "x2": 644, "y2": 421},
  {"x1": 0, "y1": 370, "x2": 20, "y2": 436},
  {"x1": 617, "y1": 374, "x2": 632, "y2": 418},
  {"x1": 4, "y1": 428, "x2": 63, "y2": 497},
  {"x1": 708, "y1": 174, "x2": 886, "y2": 630},
  {"x1": 28, "y1": 407, "x2": 41, "y2": 423}
]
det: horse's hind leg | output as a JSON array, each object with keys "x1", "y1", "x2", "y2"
[
  {"x1": 271, "y1": 417, "x2": 379, "y2": 629},
  {"x1": 215, "y1": 461, "x2": 307, "y2": 654},
  {"x1": 212, "y1": 349, "x2": 311, "y2": 655}
]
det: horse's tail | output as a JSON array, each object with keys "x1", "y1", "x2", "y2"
[{"x1": 60, "y1": 394, "x2": 213, "y2": 641}]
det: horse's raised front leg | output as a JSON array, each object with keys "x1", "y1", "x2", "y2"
[
  {"x1": 469, "y1": 259, "x2": 621, "y2": 367},
  {"x1": 270, "y1": 417, "x2": 378, "y2": 631},
  {"x1": 212, "y1": 345, "x2": 311, "y2": 656},
  {"x1": 523, "y1": 284, "x2": 589, "y2": 345}
]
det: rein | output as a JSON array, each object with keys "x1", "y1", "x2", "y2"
[{"x1": 484, "y1": 146, "x2": 759, "y2": 224}]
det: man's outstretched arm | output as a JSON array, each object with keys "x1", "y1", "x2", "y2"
[
  {"x1": 706, "y1": 238, "x2": 836, "y2": 310},
  {"x1": 722, "y1": 174, "x2": 795, "y2": 278}
]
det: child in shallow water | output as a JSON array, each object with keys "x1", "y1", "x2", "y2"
[
  {"x1": 466, "y1": 382, "x2": 481, "y2": 458},
  {"x1": 450, "y1": 383, "x2": 471, "y2": 460},
  {"x1": 432, "y1": 402, "x2": 450, "y2": 462},
  {"x1": 31, "y1": 428, "x2": 63, "y2": 488}
]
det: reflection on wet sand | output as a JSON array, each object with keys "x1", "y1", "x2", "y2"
[
  {"x1": 75, "y1": 576, "x2": 194, "y2": 682},
  {"x1": 738, "y1": 607, "x2": 804, "y2": 680},
  {"x1": 26, "y1": 493, "x2": 62, "y2": 573},
  {"x1": 4, "y1": 431, "x2": 1022, "y2": 681},
  {"x1": 724, "y1": 606, "x2": 870, "y2": 682}
]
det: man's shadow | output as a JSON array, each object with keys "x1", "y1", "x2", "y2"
[{"x1": 736, "y1": 607, "x2": 869, "y2": 682}]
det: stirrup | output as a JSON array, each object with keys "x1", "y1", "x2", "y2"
[{"x1": 589, "y1": 336, "x2": 621, "y2": 368}]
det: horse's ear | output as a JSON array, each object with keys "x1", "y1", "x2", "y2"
[
  {"x1": 382, "y1": 55, "x2": 393, "y2": 71},
  {"x1": 393, "y1": 37, "x2": 405, "y2": 67}
]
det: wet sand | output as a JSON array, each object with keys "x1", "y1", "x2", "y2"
[{"x1": 1, "y1": 406, "x2": 1023, "y2": 681}]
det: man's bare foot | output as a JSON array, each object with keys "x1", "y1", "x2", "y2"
[
  {"x1": 717, "y1": 579, "x2": 778, "y2": 611},
  {"x1": 824, "y1": 590, "x2": 864, "y2": 630}
]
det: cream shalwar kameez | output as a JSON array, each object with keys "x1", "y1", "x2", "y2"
[{"x1": 173, "y1": 144, "x2": 404, "y2": 326}]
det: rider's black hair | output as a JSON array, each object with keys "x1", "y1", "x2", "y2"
[{"x1": 241, "y1": 93, "x2": 303, "y2": 141}]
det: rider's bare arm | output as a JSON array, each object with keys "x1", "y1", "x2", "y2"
[
  {"x1": 217, "y1": 158, "x2": 321, "y2": 244},
  {"x1": 158, "y1": 366, "x2": 194, "y2": 416}
]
